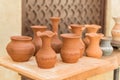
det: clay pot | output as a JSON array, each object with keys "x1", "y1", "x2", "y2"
[
  {"x1": 35, "y1": 31, "x2": 57, "y2": 69},
  {"x1": 6, "y1": 36, "x2": 35, "y2": 62},
  {"x1": 86, "y1": 33, "x2": 104, "y2": 58},
  {"x1": 50, "y1": 17, "x2": 62, "y2": 53},
  {"x1": 84, "y1": 24, "x2": 101, "y2": 46},
  {"x1": 70, "y1": 24, "x2": 85, "y2": 57},
  {"x1": 100, "y1": 37, "x2": 113, "y2": 56},
  {"x1": 111, "y1": 17, "x2": 120, "y2": 42},
  {"x1": 61, "y1": 33, "x2": 80, "y2": 63},
  {"x1": 31, "y1": 26, "x2": 47, "y2": 55}
]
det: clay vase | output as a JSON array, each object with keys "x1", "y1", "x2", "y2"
[
  {"x1": 6, "y1": 36, "x2": 35, "y2": 62},
  {"x1": 50, "y1": 17, "x2": 62, "y2": 53},
  {"x1": 100, "y1": 37, "x2": 113, "y2": 56},
  {"x1": 60, "y1": 33, "x2": 80, "y2": 63},
  {"x1": 86, "y1": 33, "x2": 104, "y2": 58},
  {"x1": 31, "y1": 26, "x2": 47, "y2": 55},
  {"x1": 84, "y1": 24, "x2": 101, "y2": 46},
  {"x1": 111, "y1": 17, "x2": 120, "y2": 42},
  {"x1": 70, "y1": 24, "x2": 85, "y2": 57},
  {"x1": 35, "y1": 31, "x2": 57, "y2": 69}
]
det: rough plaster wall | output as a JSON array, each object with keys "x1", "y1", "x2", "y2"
[{"x1": 0, "y1": 0, "x2": 21, "y2": 80}]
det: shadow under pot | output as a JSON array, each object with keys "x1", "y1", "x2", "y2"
[
  {"x1": 60, "y1": 33, "x2": 80, "y2": 63},
  {"x1": 6, "y1": 36, "x2": 35, "y2": 62}
]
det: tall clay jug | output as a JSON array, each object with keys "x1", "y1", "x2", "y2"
[
  {"x1": 86, "y1": 33, "x2": 104, "y2": 58},
  {"x1": 70, "y1": 24, "x2": 85, "y2": 57},
  {"x1": 84, "y1": 24, "x2": 101, "y2": 46},
  {"x1": 61, "y1": 33, "x2": 80, "y2": 63},
  {"x1": 35, "y1": 31, "x2": 57, "y2": 69},
  {"x1": 6, "y1": 36, "x2": 35, "y2": 62},
  {"x1": 31, "y1": 26, "x2": 47, "y2": 55},
  {"x1": 50, "y1": 17, "x2": 62, "y2": 53},
  {"x1": 111, "y1": 17, "x2": 120, "y2": 42}
]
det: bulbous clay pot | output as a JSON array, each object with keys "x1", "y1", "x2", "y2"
[
  {"x1": 6, "y1": 36, "x2": 35, "y2": 62},
  {"x1": 100, "y1": 36, "x2": 113, "y2": 56},
  {"x1": 50, "y1": 17, "x2": 62, "y2": 53},
  {"x1": 61, "y1": 33, "x2": 80, "y2": 63},
  {"x1": 111, "y1": 17, "x2": 120, "y2": 42},
  {"x1": 31, "y1": 26, "x2": 47, "y2": 55},
  {"x1": 83, "y1": 24, "x2": 101, "y2": 46},
  {"x1": 35, "y1": 31, "x2": 57, "y2": 69},
  {"x1": 86, "y1": 33, "x2": 104, "y2": 58},
  {"x1": 70, "y1": 24, "x2": 85, "y2": 57}
]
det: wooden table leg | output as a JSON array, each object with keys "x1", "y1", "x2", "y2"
[
  {"x1": 114, "y1": 68, "x2": 119, "y2": 80},
  {"x1": 19, "y1": 74, "x2": 32, "y2": 80},
  {"x1": 21, "y1": 76, "x2": 32, "y2": 80}
]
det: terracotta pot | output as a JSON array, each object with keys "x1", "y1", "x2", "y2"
[
  {"x1": 6, "y1": 36, "x2": 35, "y2": 62},
  {"x1": 70, "y1": 24, "x2": 85, "y2": 57},
  {"x1": 61, "y1": 33, "x2": 80, "y2": 63},
  {"x1": 84, "y1": 24, "x2": 101, "y2": 46},
  {"x1": 50, "y1": 17, "x2": 62, "y2": 53},
  {"x1": 111, "y1": 17, "x2": 120, "y2": 41},
  {"x1": 86, "y1": 33, "x2": 104, "y2": 58},
  {"x1": 100, "y1": 36, "x2": 113, "y2": 56},
  {"x1": 31, "y1": 26, "x2": 47, "y2": 55},
  {"x1": 35, "y1": 31, "x2": 57, "y2": 69}
]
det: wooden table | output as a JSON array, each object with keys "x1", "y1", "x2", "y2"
[{"x1": 0, "y1": 51, "x2": 119, "y2": 80}]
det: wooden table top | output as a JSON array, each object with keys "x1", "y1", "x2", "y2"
[{"x1": 0, "y1": 51, "x2": 118, "y2": 80}]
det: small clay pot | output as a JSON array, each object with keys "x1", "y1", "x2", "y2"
[
  {"x1": 50, "y1": 17, "x2": 62, "y2": 53},
  {"x1": 100, "y1": 36, "x2": 113, "y2": 56},
  {"x1": 61, "y1": 33, "x2": 80, "y2": 63},
  {"x1": 36, "y1": 31, "x2": 57, "y2": 69},
  {"x1": 70, "y1": 24, "x2": 85, "y2": 57},
  {"x1": 6, "y1": 36, "x2": 35, "y2": 62},
  {"x1": 31, "y1": 25, "x2": 47, "y2": 55},
  {"x1": 86, "y1": 33, "x2": 104, "y2": 58},
  {"x1": 111, "y1": 17, "x2": 120, "y2": 42},
  {"x1": 84, "y1": 24, "x2": 101, "y2": 46}
]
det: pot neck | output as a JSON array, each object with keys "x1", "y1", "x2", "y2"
[
  {"x1": 41, "y1": 36, "x2": 51, "y2": 49},
  {"x1": 113, "y1": 17, "x2": 120, "y2": 24}
]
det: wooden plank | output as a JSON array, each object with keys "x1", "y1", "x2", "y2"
[{"x1": 0, "y1": 54, "x2": 118, "y2": 80}]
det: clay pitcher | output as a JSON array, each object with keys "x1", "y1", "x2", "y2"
[
  {"x1": 35, "y1": 31, "x2": 57, "y2": 69},
  {"x1": 84, "y1": 24, "x2": 101, "y2": 46},
  {"x1": 31, "y1": 26, "x2": 47, "y2": 55},
  {"x1": 70, "y1": 24, "x2": 85, "y2": 57},
  {"x1": 86, "y1": 33, "x2": 104, "y2": 58},
  {"x1": 111, "y1": 17, "x2": 120, "y2": 42},
  {"x1": 61, "y1": 33, "x2": 80, "y2": 63},
  {"x1": 50, "y1": 17, "x2": 62, "y2": 53},
  {"x1": 6, "y1": 36, "x2": 35, "y2": 62}
]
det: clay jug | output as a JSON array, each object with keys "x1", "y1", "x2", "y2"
[
  {"x1": 61, "y1": 33, "x2": 80, "y2": 63},
  {"x1": 50, "y1": 17, "x2": 62, "y2": 53},
  {"x1": 70, "y1": 24, "x2": 85, "y2": 57},
  {"x1": 35, "y1": 31, "x2": 57, "y2": 69},
  {"x1": 111, "y1": 17, "x2": 120, "y2": 42},
  {"x1": 84, "y1": 24, "x2": 101, "y2": 46},
  {"x1": 100, "y1": 37, "x2": 113, "y2": 56},
  {"x1": 86, "y1": 33, "x2": 104, "y2": 58},
  {"x1": 6, "y1": 36, "x2": 35, "y2": 62},
  {"x1": 31, "y1": 26, "x2": 47, "y2": 55}
]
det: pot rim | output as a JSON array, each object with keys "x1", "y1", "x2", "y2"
[
  {"x1": 11, "y1": 36, "x2": 32, "y2": 41},
  {"x1": 85, "y1": 24, "x2": 101, "y2": 29},
  {"x1": 101, "y1": 36, "x2": 112, "y2": 40},
  {"x1": 31, "y1": 25, "x2": 47, "y2": 29},
  {"x1": 61, "y1": 33, "x2": 80, "y2": 38}
]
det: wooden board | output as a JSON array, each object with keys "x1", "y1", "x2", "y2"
[{"x1": 0, "y1": 55, "x2": 118, "y2": 80}]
